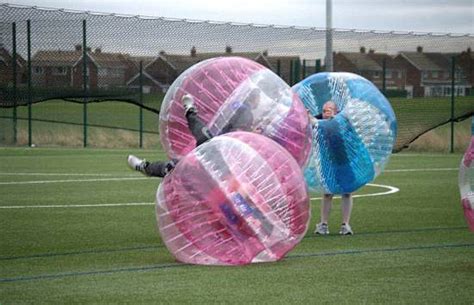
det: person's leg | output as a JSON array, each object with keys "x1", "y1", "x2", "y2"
[
  {"x1": 315, "y1": 194, "x2": 332, "y2": 234},
  {"x1": 341, "y1": 193, "x2": 353, "y2": 225},
  {"x1": 128, "y1": 155, "x2": 176, "y2": 178},
  {"x1": 321, "y1": 194, "x2": 333, "y2": 224},
  {"x1": 182, "y1": 94, "x2": 213, "y2": 146},
  {"x1": 340, "y1": 193, "x2": 354, "y2": 235},
  {"x1": 144, "y1": 159, "x2": 177, "y2": 177}
]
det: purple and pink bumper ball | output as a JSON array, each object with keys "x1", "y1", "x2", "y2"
[
  {"x1": 159, "y1": 56, "x2": 311, "y2": 167},
  {"x1": 156, "y1": 132, "x2": 311, "y2": 265}
]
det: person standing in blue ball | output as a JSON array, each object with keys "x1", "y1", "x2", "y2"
[{"x1": 309, "y1": 101, "x2": 354, "y2": 235}]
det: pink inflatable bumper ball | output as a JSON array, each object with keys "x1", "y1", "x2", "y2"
[
  {"x1": 156, "y1": 132, "x2": 311, "y2": 265},
  {"x1": 459, "y1": 118, "x2": 474, "y2": 231},
  {"x1": 159, "y1": 56, "x2": 311, "y2": 167}
]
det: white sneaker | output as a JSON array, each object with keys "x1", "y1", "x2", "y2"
[
  {"x1": 127, "y1": 155, "x2": 148, "y2": 175},
  {"x1": 314, "y1": 223, "x2": 329, "y2": 235},
  {"x1": 182, "y1": 94, "x2": 196, "y2": 115},
  {"x1": 339, "y1": 223, "x2": 353, "y2": 235}
]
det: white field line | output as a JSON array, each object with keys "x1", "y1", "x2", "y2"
[
  {"x1": 309, "y1": 183, "x2": 399, "y2": 201},
  {"x1": 0, "y1": 177, "x2": 148, "y2": 185},
  {"x1": 0, "y1": 167, "x2": 458, "y2": 186},
  {"x1": 0, "y1": 202, "x2": 154, "y2": 209},
  {"x1": 0, "y1": 173, "x2": 133, "y2": 176},
  {"x1": 0, "y1": 183, "x2": 398, "y2": 209},
  {"x1": 384, "y1": 168, "x2": 457, "y2": 172}
]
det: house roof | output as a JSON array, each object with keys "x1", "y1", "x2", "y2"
[
  {"x1": 399, "y1": 52, "x2": 443, "y2": 71},
  {"x1": 32, "y1": 50, "x2": 81, "y2": 67},
  {"x1": 0, "y1": 47, "x2": 26, "y2": 67},
  {"x1": 424, "y1": 52, "x2": 460, "y2": 72},
  {"x1": 339, "y1": 52, "x2": 382, "y2": 71},
  {"x1": 87, "y1": 52, "x2": 130, "y2": 68},
  {"x1": 367, "y1": 53, "x2": 400, "y2": 69},
  {"x1": 32, "y1": 49, "x2": 131, "y2": 68},
  {"x1": 160, "y1": 52, "x2": 265, "y2": 73}
]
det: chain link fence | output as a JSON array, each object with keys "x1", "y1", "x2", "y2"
[{"x1": 0, "y1": 4, "x2": 473, "y2": 151}]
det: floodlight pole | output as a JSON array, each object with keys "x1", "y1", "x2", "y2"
[{"x1": 326, "y1": 0, "x2": 333, "y2": 72}]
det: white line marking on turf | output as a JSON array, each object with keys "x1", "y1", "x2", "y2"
[
  {"x1": 384, "y1": 168, "x2": 457, "y2": 172},
  {"x1": 310, "y1": 183, "x2": 399, "y2": 201},
  {"x1": 0, "y1": 202, "x2": 154, "y2": 209},
  {"x1": 0, "y1": 173, "x2": 132, "y2": 176},
  {"x1": 0, "y1": 183, "x2": 399, "y2": 209},
  {"x1": 0, "y1": 177, "x2": 148, "y2": 185},
  {"x1": 0, "y1": 167, "x2": 457, "y2": 185}
]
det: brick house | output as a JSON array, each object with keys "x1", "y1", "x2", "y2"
[
  {"x1": 395, "y1": 46, "x2": 470, "y2": 97},
  {"x1": 333, "y1": 47, "x2": 405, "y2": 91},
  {"x1": 127, "y1": 47, "x2": 300, "y2": 93},
  {"x1": 32, "y1": 45, "x2": 136, "y2": 90},
  {"x1": 0, "y1": 47, "x2": 26, "y2": 87},
  {"x1": 31, "y1": 49, "x2": 80, "y2": 87},
  {"x1": 367, "y1": 52, "x2": 406, "y2": 91},
  {"x1": 457, "y1": 48, "x2": 473, "y2": 94}
]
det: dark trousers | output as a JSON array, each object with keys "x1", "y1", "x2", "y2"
[{"x1": 145, "y1": 111, "x2": 212, "y2": 177}]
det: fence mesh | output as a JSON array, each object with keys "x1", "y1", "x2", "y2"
[{"x1": 0, "y1": 4, "x2": 473, "y2": 150}]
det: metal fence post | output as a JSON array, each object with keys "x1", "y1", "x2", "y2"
[
  {"x1": 382, "y1": 57, "x2": 387, "y2": 95},
  {"x1": 139, "y1": 60, "x2": 144, "y2": 148},
  {"x1": 315, "y1": 59, "x2": 321, "y2": 73},
  {"x1": 276, "y1": 59, "x2": 281, "y2": 77},
  {"x1": 12, "y1": 22, "x2": 17, "y2": 144},
  {"x1": 27, "y1": 20, "x2": 32, "y2": 147},
  {"x1": 294, "y1": 59, "x2": 301, "y2": 84},
  {"x1": 302, "y1": 59, "x2": 306, "y2": 79},
  {"x1": 289, "y1": 60, "x2": 293, "y2": 85},
  {"x1": 82, "y1": 19, "x2": 88, "y2": 147},
  {"x1": 450, "y1": 56, "x2": 455, "y2": 153}
]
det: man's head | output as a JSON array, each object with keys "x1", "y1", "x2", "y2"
[{"x1": 322, "y1": 101, "x2": 337, "y2": 119}]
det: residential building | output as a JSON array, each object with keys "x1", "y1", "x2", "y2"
[
  {"x1": 127, "y1": 47, "x2": 300, "y2": 93},
  {"x1": 396, "y1": 46, "x2": 470, "y2": 97}
]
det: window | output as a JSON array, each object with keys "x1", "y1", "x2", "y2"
[
  {"x1": 431, "y1": 71, "x2": 438, "y2": 78},
  {"x1": 422, "y1": 71, "x2": 428, "y2": 79},
  {"x1": 52, "y1": 66, "x2": 67, "y2": 75},
  {"x1": 110, "y1": 68, "x2": 123, "y2": 77},
  {"x1": 34, "y1": 66, "x2": 43, "y2": 74},
  {"x1": 98, "y1": 68, "x2": 108, "y2": 77},
  {"x1": 373, "y1": 71, "x2": 380, "y2": 78}
]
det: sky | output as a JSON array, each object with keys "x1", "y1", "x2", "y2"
[{"x1": 4, "y1": 0, "x2": 474, "y2": 34}]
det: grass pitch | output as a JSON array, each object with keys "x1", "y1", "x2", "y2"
[{"x1": 0, "y1": 148, "x2": 472, "y2": 304}]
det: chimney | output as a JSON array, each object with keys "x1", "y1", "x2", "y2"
[
  {"x1": 360, "y1": 46, "x2": 366, "y2": 53},
  {"x1": 262, "y1": 49, "x2": 268, "y2": 57},
  {"x1": 190, "y1": 46, "x2": 197, "y2": 57},
  {"x1": 95, "y1": 48, "x2": 102, "y2": 54},
  {"x1": 75, "y1": 44, "x2": 82, "y2": 51},
  {"x1": 159, "y1": 50, "x2": 166, "y2": 56},
  {"x1": 416, "y1": 46, "x2": 423, "y2": 53},
  {"x1": 225, "y1": 45, "x2": 232, "y2": 54},
  {"x1": 368, "y1": 49, "x2": 375, "y2": 54}
]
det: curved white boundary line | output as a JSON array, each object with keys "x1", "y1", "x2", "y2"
[
  {"x1": 1, "y1": 183, "x2": 399, "y2": 209},
  {"x1": 310, "y1": 183, "x2": 399, "y2": 201}
]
